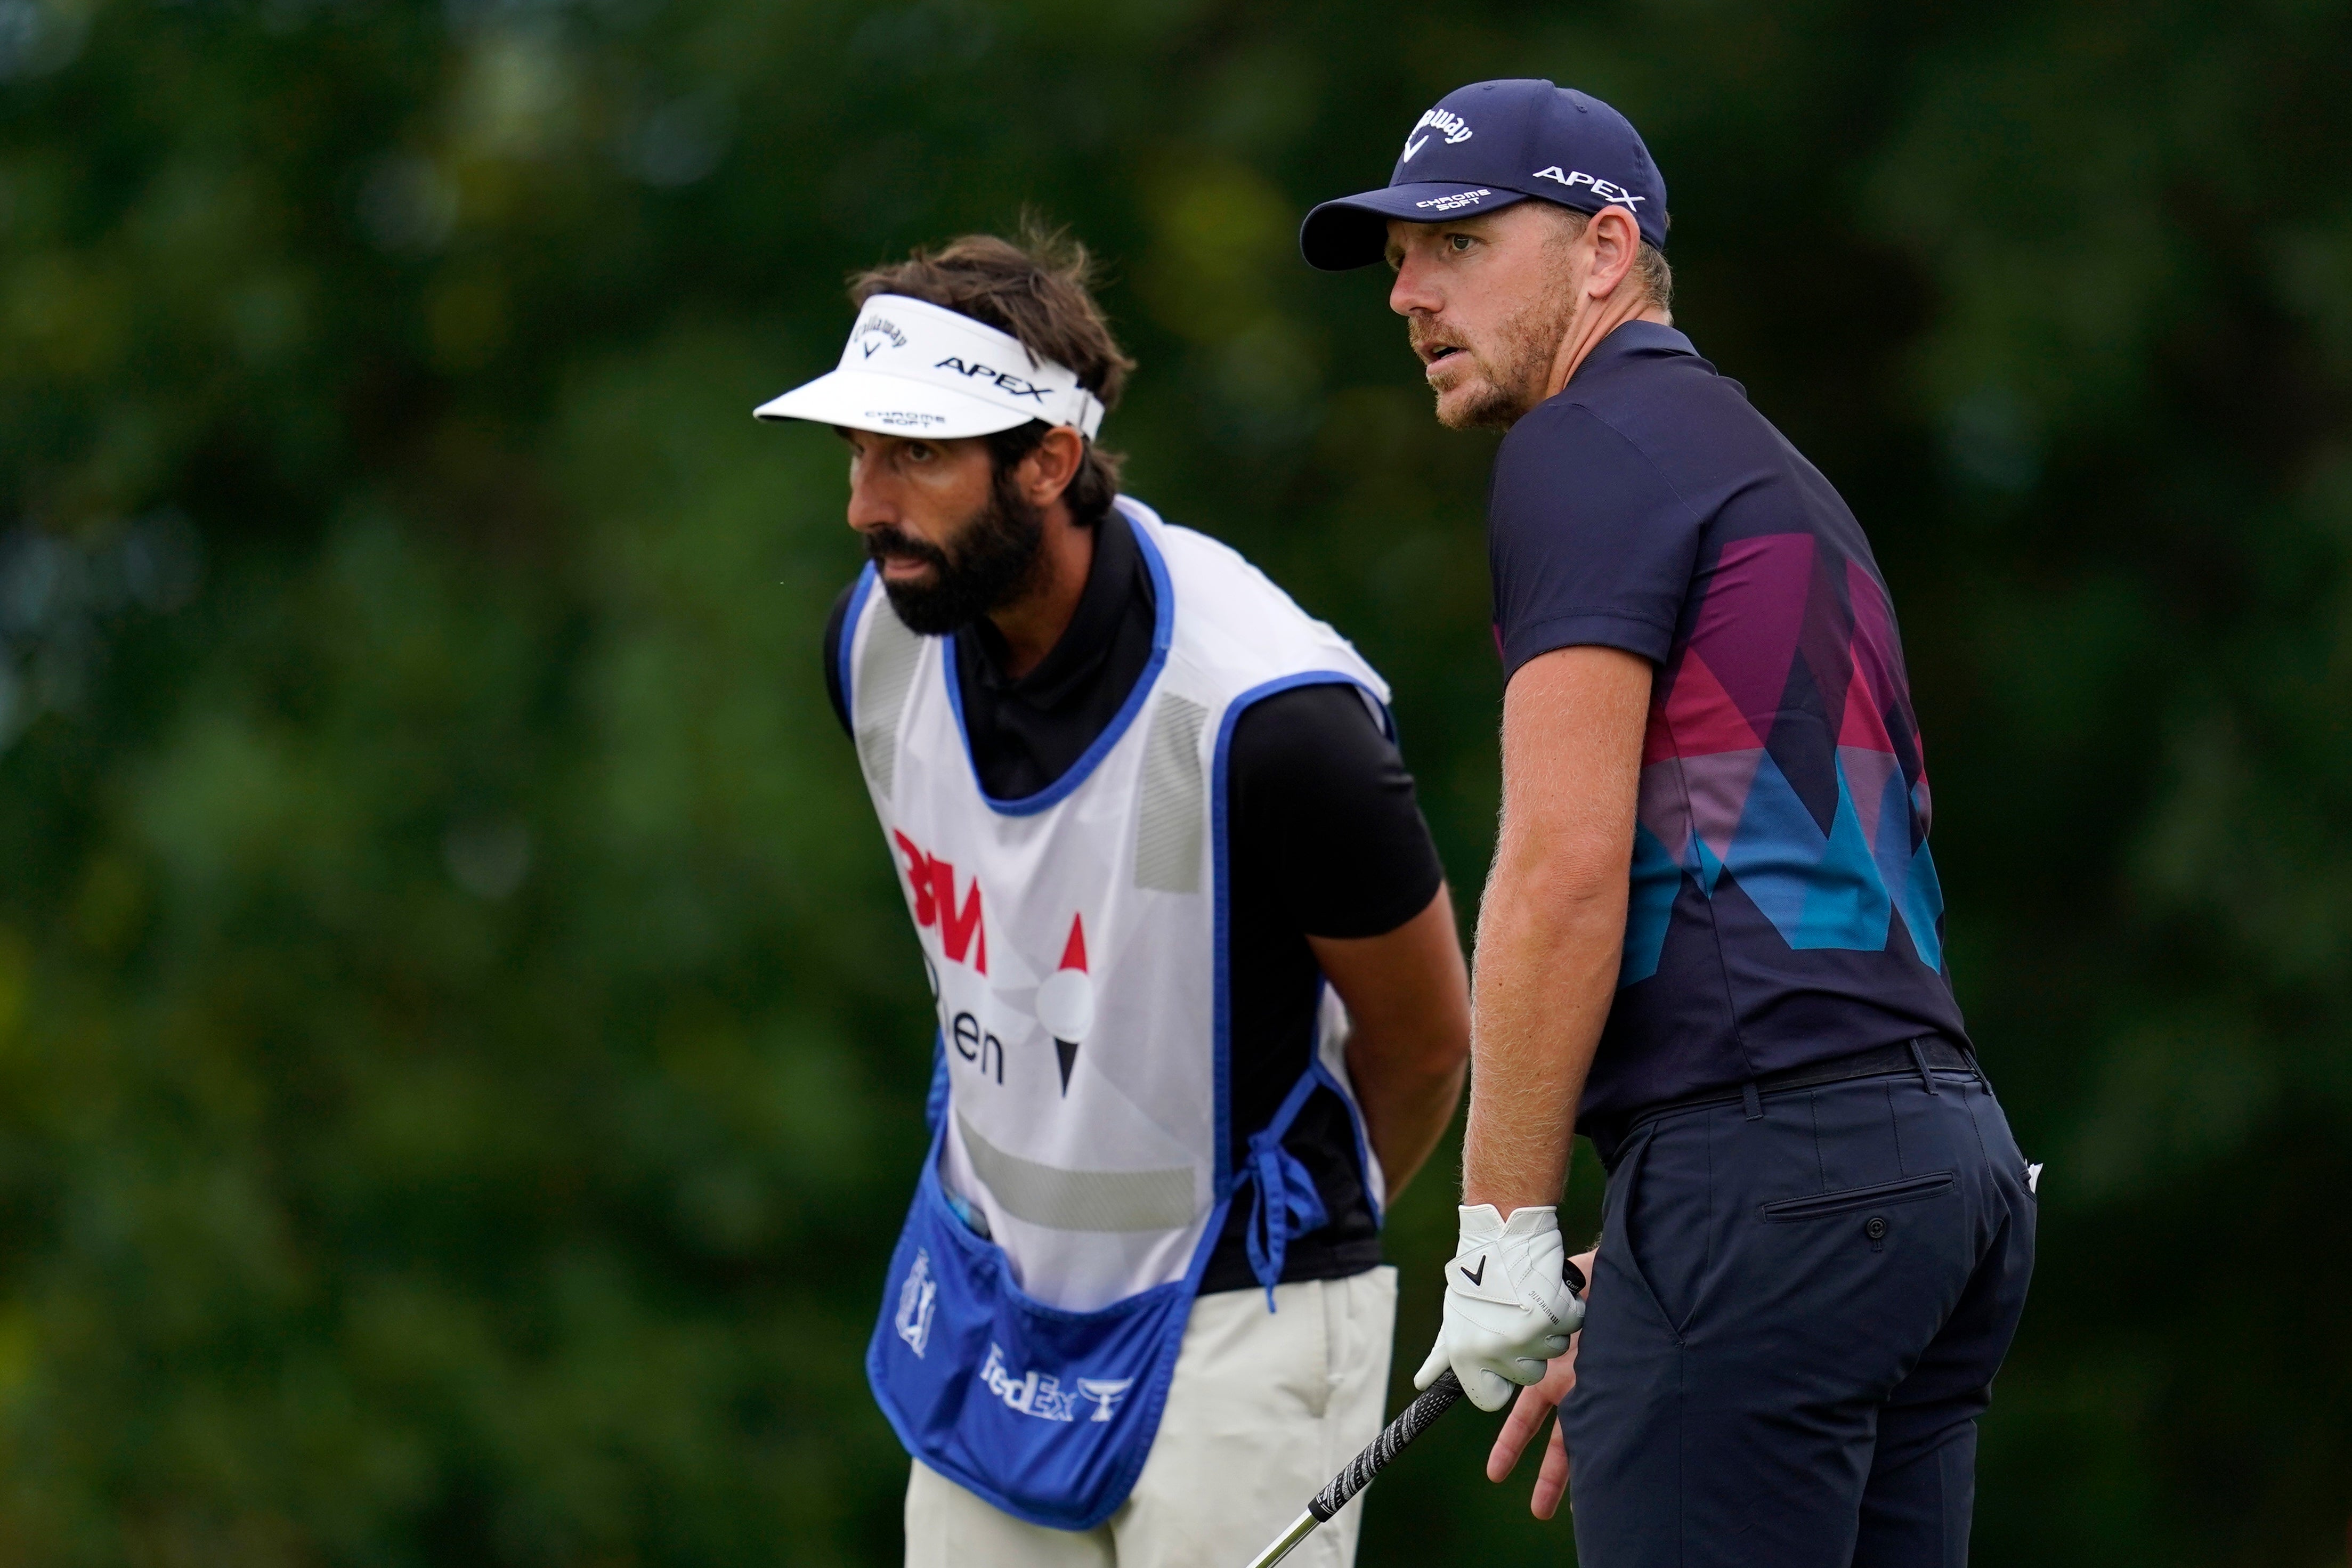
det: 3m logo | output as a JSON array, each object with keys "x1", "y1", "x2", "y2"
[{"x1": 893, "y1": 830, "x2": 988, "y2": 973}]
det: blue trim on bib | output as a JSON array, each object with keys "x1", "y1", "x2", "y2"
[
  {"x1": 924, "y1": 1029, "x2": 948, "y2": 1136},
  {"x1": 939, "y1": 503, "x2": 1174, "y2": 818},
  {"x1": 1210, "y1": 671, "x2": 1393, "y2": 1198},
  {"x1": 1232, "y1": 1065, "x2": 1331, "y2": 1309},
  {"x1": 1297, "y1": 972, "x2": 1385, "y2": 1228},
  {"x1": 1310, "y1": 1054, "x2": 1384, "y2": 1229},
  {"x1": 838, "y1": 563, "x2": 878, "y2": 714}
]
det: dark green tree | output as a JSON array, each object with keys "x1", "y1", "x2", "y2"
[{"x1": 0, "y1": 0, "x2": 2347, "y2": 1562}]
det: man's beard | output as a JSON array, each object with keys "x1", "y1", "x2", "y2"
[
  {"x1": 1417, "y1": 278, "x2": 1582, "y2": 431},
  {"x1": 867, "y1": 467, "x2": 1049, "y2": 636}
]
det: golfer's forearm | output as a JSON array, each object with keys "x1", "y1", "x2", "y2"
[
  {"x1": 1461, "y1": 870, "x2": 1624, "y2": 1212},
  {"x1": 1463, "y1": 642, "x2": 1648, "y2": 1216}
]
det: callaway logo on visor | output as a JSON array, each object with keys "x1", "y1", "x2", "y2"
[{"x1": 752, "y1": 294, "x2": 1108, "y2": 441}]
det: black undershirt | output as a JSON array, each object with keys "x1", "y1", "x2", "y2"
[{"x1": 824, "y1": 511, "x2": 1445, "y2": 1293}]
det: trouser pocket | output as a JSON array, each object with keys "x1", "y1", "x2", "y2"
[
  {"x1": 1616, "y1": 1119, "x2": 1709, "y2": 1336},
  {"x1": 1758, "y1": 1170, "x2": 1954, "y2": 1222}
]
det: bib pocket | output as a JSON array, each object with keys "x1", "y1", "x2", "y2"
[
  {"x1": 865, "y1": 1143, "x2": 1206, "y2": 1531},
  {"x1": 1758, "y1": 1170, "x2": 1953, "y2": 1223}
]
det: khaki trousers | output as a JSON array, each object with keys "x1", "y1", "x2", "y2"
[{"x1": 904, "y1": 1266, "x2": 1398, "y2": 1568}]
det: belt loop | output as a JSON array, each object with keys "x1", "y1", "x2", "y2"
[
  {"x1": 1909, "y1": 1038, "x2": 1940, "y2": 1095},
  {"x1": 1741, "y1": 1082, "x2": 1763, "y2": 1120}
]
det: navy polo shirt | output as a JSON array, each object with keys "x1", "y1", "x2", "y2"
[{"x1": 1488, "y1": 321, "x2": 1969, "y2": 1157}]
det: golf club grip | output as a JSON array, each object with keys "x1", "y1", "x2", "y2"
[{"x1": 1306, "y1": 1370, "x2": 1464, "y2": 1522}]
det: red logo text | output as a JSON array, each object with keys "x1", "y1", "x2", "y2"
[{"x1": 893, "y1": 830, "x2": 987, "y2": 974}]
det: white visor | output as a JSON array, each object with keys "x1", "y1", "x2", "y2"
[{"x1": 753, "y1": 294, "x2": 1107, "y2": 440}]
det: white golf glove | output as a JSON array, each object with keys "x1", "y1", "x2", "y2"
[{"x1": 1413, "y1": 1204, "x2": 1585, "y2": 1411}]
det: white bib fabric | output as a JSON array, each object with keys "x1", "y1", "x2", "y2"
[{"x1": 844, "y1": 498, "x2": 1390, "y2": 1313}]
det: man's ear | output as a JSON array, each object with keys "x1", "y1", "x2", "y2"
[
  {"x1": 1585, "y1": 206, "x2": 1642, "y2": 300},
  {"x1": 1020, "y1": 425, "x2": 1087, "y2": 508}
]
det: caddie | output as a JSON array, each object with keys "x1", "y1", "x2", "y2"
[
  {"x1": 757, "y1": 229, "x2": 1472, "y2": 1566},
  {"x1": 1302, "y1": 80, "x2": 2038, "y2": 1565}
]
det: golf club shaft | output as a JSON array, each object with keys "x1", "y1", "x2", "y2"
[
  {"x1": 1238, "y1": 1254, "x2": 1589, "y2": 1567},
  {"x1": 1241, "y1": 1370, "x2": 1465, "y2": 1568}
]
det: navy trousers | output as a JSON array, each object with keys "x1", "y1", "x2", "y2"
[{"x1": 1559, "y1": 1063, "x2": 2035, "y2": 1567}]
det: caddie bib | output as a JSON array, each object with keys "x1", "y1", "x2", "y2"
[{"x1": 849, "y1": 498, "x2": 1392, "y2": 1530}]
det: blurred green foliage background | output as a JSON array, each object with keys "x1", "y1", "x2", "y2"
[{"x1": 3, "y1": 0, "x2": 2351, "y2": 1561}]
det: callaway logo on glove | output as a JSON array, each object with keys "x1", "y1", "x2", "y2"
[{"x1": 1415, "y1": 1204, "x2": 1587, "y2": 1411}]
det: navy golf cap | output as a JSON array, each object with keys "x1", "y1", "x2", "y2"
[{"x1": 1301, "y1": 79, "x2": 1667, "y2": 270}]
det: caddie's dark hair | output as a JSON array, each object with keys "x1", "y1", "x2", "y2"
[{"x1": 850, "y1": 220, "x2": 1136, "y2": 528}]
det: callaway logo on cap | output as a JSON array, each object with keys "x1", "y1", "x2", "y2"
[
  {"x1": 754, "y1": 294, "x2": 1107, "y2": 440},
  {"x1": 1300, "y1": 78, "x2": 1668, "y2": 271}
]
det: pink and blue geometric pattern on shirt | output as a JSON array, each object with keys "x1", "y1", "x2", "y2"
[{"x1": 1622, "y1": 532, "x2": 1945, "y2": 985}]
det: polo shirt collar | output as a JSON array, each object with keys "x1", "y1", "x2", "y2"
[
  {"x1": 1568, "y1": 319, "x2": 1698, "y2": 385},
  {"x1": 965, "y1": 505, "x2": 1142, "y2": 702}
]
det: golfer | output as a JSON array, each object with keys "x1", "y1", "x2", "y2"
[
  {"x1": 758, "y1": 230, "x2": 1471, "y2": 1566},
  {"x1": 1302, "y1": 80, "x2": 2037, "y2": 1565}
]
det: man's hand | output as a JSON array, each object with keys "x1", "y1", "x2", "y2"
[
  {"x1": 1486, "y1": 1248, "x2": 1595, "y2": 1520},
  {"x1": 1414, "y1": 1206, "x2": 1583, "y2": 1410}
]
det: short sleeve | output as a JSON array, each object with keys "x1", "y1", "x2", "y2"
[
  {"x1": 1487, "y1": 401, "x2": 1705, "y2": 678},
  {"x1": 1224, "y1": 684, "x2": 1445, "y2": 940}
]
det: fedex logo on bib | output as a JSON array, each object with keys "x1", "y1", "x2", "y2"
[{"x1": 979, "y1": 1343, "x2": 1134, "y2": 1424}]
